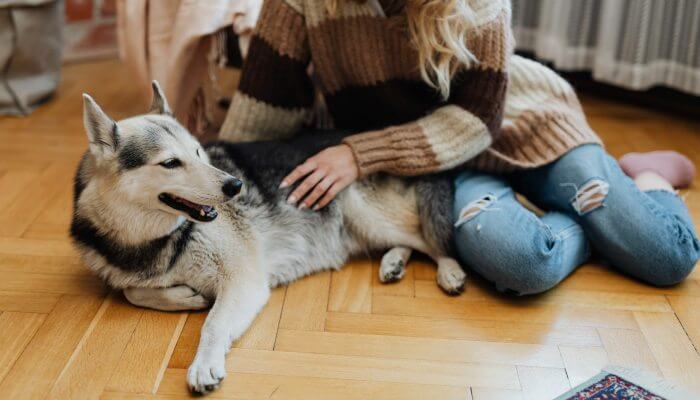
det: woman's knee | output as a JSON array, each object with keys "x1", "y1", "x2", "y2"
[
  {"x1": 502, "y1": 261, "x2": 568, "y2": 295},
  {"x1": 585, "y1": 200, "x2": 699, "y2": 286},
  {"x1": 454, "y1": 215, "x2": 570, "y2": 295},
  {"x1": 638, "y1": 244, "x2": 699, "y2": 286}
]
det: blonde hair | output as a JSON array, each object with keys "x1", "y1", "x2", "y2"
[{"x1": 327, "y1": 0, "x2": 478, "y2": 99}]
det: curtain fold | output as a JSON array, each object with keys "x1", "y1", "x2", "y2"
[{"x1": 511, "y1": 0, "x2": 700, "y2": 95}]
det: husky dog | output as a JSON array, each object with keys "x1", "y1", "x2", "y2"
[{"x1": 70, "y1": 82, "x2": 464, "y2": 394}]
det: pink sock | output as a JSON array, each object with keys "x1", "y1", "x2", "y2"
[{"x1": 619, "y1": 151, "x2": 695, "y2": 188}]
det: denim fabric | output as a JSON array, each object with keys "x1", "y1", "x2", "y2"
[{"x1": 453, "y1": 144, "x2": 700, "y2": 295}]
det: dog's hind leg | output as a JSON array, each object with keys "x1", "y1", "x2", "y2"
[
  {"x1": 379, "y1": 246, "x2": 412, "y2": 283},
  {"x1": 124, "y1": 286, "x2": 210, "y2": 311},
  {"x1": 436, "y1": 257, "x2": 466, "y2": 295}
]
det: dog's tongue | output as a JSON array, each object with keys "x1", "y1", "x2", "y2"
[
  {"x1": 177, "y1": 197, "x2": 215, "y2": 219},
  {"x1": 179, "y1": 198, "x2": 211, "y2": 212}
]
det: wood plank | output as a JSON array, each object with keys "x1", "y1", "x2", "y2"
[
  {"x1": 224, "y1": 348, "x2": 520, "y2": 389},
  {"x1": 559, "y1": 269, "x2": 700, "y2": 296},
  {"x1": 0, "y1": 237, "x2": 76, "y2": 257},
  {"x1": 471, "y1": 388, "x2": 523, "y2": 400},
  {"x1": 101, "y1": 393, "x2": 184, "y2": 400},
  {"x1": 0, "y1": 312, "x2": 46, "y2": 382},
  {"x1": 157, "y1": 369, "x2": 470, "y2": 399},
  {"x1": 0, "y1": 290, "x2": 60, "y2": 313},
  {"x1": 0, "y1": 161, "x2": 48, "y2": 173},
  {"x1": 537, "y1": 288, "x2": 676, "y2": 313},
  {"x1": 558, "y1": 346, "x2": 608, "y2": 387},
  {"x1": 104, "y1": 310, "x2": 187, "y2": 394},
  {"x1": 279, "y1": 271, "x2": 331, "y2": 331},
  {"x1": 516, "y1": 366, "x2": 570, "y2": 400},
  {"x1": 415, "y1": 280, "x2": 673, "y2": 313},
  {"x1": 23, "y1": 185, "x2": 76, "y2": 240},
  {"x1": 47, "y1": 296, "x2": 144, "y2": 400},
  {"x1": 0, "y1": 295, "x2": 102, "y2": 399},
  {"x1": 167, "y1": 313, "x2": 206, "y2": 369},
  {"x1": 0, "y1": 254, "x2": 85, "y2": 275},
  {"x1": 0, "y1": 271, "x2": 105, "y2": 296},
  {"x1": 276, "y1": 329, "x2": 564, "y2": 368},
  {"x1": 0, "y1": 170, "x2": 41, "y2": 213},
  {"x1": 667, "y1": 296, "x2": 700, "y2": 351},
  {"x1": 412, "y1": 257, "x2": 437, "y2": 281},
  {"x1": 372, "y1": 258, "x2": 414, "y2": 297},
  {"x1": 325, "y1": 312, "x2": 602, "y2": 347},
  {"x1": 238, "y1": 286, "x2": 286, "y2": 349},
  {"x1": 634, "y1": 311, "x2": 700, "y2": 390},
  {"x1": 597, "y1": 328, "x2": 661, "y2": 374},
  {"x1": 328, "y1": 259, "x2": 372, "y2": 313},
  {"x1": 373, "y1": 294, "x2": 638, "y2": 329},
  {"x1": 0, "y1": 163, "x2": 74, "y2": 237}
]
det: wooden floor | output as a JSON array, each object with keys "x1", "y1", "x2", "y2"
[{"x1": 0, "y1": 59, "x2": 699, "y2": 400}]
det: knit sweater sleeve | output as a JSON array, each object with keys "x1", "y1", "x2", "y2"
[
  {"x1": 219, "y1": 0, "x2": 313, "y2": 141},
  {"x1": 342, "y1": 5, "x2": 513, "y2": 177}
]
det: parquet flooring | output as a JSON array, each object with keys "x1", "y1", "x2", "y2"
[{"x1": 0, "y1": 59, "x2": 698, "y2": 399}]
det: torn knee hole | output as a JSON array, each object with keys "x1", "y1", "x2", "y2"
[
  {"x1": 455, "y1": 194, "x2": 498, "y2": 227},
  {"x1": 564, "y1": 179, "x2": 609, "y2": 215}
]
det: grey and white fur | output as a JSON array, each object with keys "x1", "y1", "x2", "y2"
[{"x1": 70, "y1": 82, "x2": 465, "y2": 394}]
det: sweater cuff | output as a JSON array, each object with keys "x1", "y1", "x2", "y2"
[{"x1": 342, "y1": 124, "x2": 428, "y2": 177}]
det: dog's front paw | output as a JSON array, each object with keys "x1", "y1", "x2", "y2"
[
  {"x1": 437, "y1": 259, "x2": 467, "y2": 295},
  {"x1": 187, "y1": 352, "x2": 226, "y2": 395}
]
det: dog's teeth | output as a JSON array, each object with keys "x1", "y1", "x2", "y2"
[{"x1": 200, "y1": 209, "x2": 205, "y2": 217}]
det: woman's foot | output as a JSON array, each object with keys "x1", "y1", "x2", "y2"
[{"x1": 619, "y1": 151, "x2": 695, "y2": 189}]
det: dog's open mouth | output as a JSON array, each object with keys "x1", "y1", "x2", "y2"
[{"x1": 158, "y1": 193, "x2": 218, "y2": 222}]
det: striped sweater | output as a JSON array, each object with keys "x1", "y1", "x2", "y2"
[{"x1": 220, "y1": 0, "x2": 601, "y2": 176}]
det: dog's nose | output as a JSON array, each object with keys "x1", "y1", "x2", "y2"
[{"x1": 222, "y1": 178, "x2": 243, "y2": 198}]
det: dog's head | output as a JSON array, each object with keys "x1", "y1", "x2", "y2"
[{"x1": 78, "y1": 81, "x2": 242, "y2": 223}]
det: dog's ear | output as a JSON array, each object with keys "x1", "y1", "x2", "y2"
[
  {"x1": 83, "y1": 94, "x2": 118, "y2": 158},
  {"x1": 149, "y1": 80, "x2": 172, "y2": 115}
]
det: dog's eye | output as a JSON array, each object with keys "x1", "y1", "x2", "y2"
[
  {"x1": 196, "y1": 148, "x2": 203, "y2": 158},
  {"x1": 159, "y1": 158, "x2": 182, "y2": 169}
]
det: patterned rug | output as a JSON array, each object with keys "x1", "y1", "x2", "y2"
[{"x1": 554, "y1": 366, "x2": 697, "y2": 400}]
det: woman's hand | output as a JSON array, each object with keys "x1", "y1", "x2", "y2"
[{"x1": 280, "y1": 144, "x2": 359, "y2": 210}]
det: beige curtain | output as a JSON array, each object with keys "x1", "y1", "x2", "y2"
[{"x1": 512, "y1": 0, "x2": 700, "y2": 95}]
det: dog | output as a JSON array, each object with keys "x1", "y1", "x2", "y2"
[{"x1": 70, "y1": 81, "x2": 465, "y2": 394}]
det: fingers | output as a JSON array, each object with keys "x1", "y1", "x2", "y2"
[
  {"x1": 287, "y1": 169, "x2": 325, "y2": 207},
  {"x1": 280, "y1": 160, "x2": 317, "y2": 189},
  {"x1": 300, "y1": 175, "x2": 337, "y2": 209},
  {"x1": 281, "y1": 145, "x2": 359, "y2": 211},
  {"x1": 314, "y1": 179, "x2": 349, "y2": 210}
]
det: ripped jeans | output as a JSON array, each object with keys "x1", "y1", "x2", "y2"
[{"x1": 453, "y1": 144, "x2": 699, "y2": 295}]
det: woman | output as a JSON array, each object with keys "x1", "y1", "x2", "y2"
[{"x1": 220, "y1": 0, "x2": 699, "y2": 294}]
